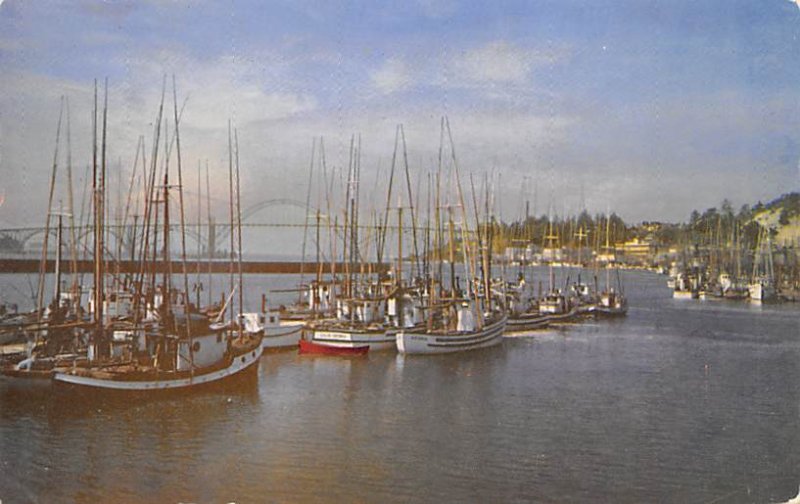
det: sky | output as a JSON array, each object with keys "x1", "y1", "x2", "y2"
[{"x1": 1, "y1": 0, "x2": 799, "y2": 247}]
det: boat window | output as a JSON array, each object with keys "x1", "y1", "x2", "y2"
[
  {"x1": 192, "y1": 341, "x2": 201, "y2": 353},
  {"x1": 269, "y1": 316, "x2": 275, "y2": 323},
  {"x1": 241, "y1": 356, "x2": 246, "y2": 363}
]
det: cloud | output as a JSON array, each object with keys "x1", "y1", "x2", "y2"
[
  {"x1": 370, "y1": 58, "x2": 413, "y2": 95},
  {"x1": 450, "y1": 41, "x2": 560, "y2": 85},
  {"x1": 0, "y1": 48, "x2": 318, "y2": 228},
  {"x1": 789, "y1": 0, "x2": 800, "y2": 11}
]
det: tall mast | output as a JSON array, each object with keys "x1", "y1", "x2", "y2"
[
  {"x1": 379, "y1": 126, "x2": 399, "y2": 266},
  {"x1": 435, "y1": 118, "x2": 444, "y2": 298},
  {"x1": 343, "y1": 135, "x2": 354, "y2": 298},
  {"x1": 605, "y1": 213, "x2": 612, "y2": 290},
  {"x1": 133, "y1": 79, "x2": 165, "y2": 323},
  {"x1": 100, "y1": 79, "x2": 108, "y2": 311},
  {"x1": 161, "y1": 113, "x2": 171, "y2": 321},
  {"x1": 227, "y1": 120, "x2": 235, "y2": 325},
  {"x1": 205, "y1": 160, "x2": 213, "y2": 306},
  {"x1": 65, "y1": 97, "x2": 79, "y2": 295},
  {"x1": 92, "y1": 80, "x2": 100, "y2": 326},
  {"x1": 234, "y1": 128, "x2": 244, "y2": 336},
  {"x1": 397, "y1": 204, "x2": 404, "y2": 327},
  {"x1": 195, "y1": 159, "x2": 202, "y2": 306},
  {"x1": 37, "y1": 97, "x2": 64, "y2": 322},
  {"x1": 299, "y1": 138, "x2": 316, "y2": 300},
  {"x1": 173, "y1": 76, "x2": 194, "y2": 373},
  {"x1": 400, "y1": 125, "x2": 421, "y2": 279}
]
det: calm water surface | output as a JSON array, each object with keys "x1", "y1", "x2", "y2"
[{"x1": 1, "y1": 269, "x2": 800, "y2": 503}]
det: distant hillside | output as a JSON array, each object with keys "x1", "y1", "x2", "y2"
[{"x1": 754, "y1": 192, "x2": 800, "y2": 246}]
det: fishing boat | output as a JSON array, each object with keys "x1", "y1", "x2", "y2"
[
  {"x1": 53, "y1": 82, "x2": 264, "y2": 393},
  {"x1": 591, "y1": 215, "x2": 627, "y2": 316},
  {"x1": 53, "y1": 314, "x2": 263, "y2": 392},
  {"x1": 240, "y1": 295, "x2": 304, "y2": 350},
  {"x1": 505, "y1": 310, "x2": 549, "y2": 332},
  {"x1": 241, "y1": 311, "x2": 303, "y2": 350},
  {"x1": 396, "y1": 305, "x2": 506, "y2": 354},
  {"x1": 748, "y1": 225, "x2": 778, "y2": 303},
  {"x1": 505, "y1": 275, "x2": 550, "y2": 333},
  {"x1": 305, "y1": 288, "x2": 398, "y2": 351},
  {"x1": 595, "y1": 287, "x2": 628, "y2": 316},
  {"x1": 672, "y1": 272, "x2": 698, "y2": 299},
  {"x1": 397, "y1": 120, "x2": 508, "y2": 354},
  {"x1": 538, "y1": 289, "x2": 581, "y2": 323}
]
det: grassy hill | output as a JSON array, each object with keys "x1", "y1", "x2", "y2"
[{"x1": 754, "y1": 192, "x2": 800, "y2": 246}]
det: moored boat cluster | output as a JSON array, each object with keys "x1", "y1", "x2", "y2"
[{"x1": 0, "y1": 83, "x2": 629, "y2": 394}]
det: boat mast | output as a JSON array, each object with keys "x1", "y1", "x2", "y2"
[
  {"x1": 54, "y1": 209, "x2": 63, "y2": 305},
  {"x1": 195, "y1": 159, "x2": 202, "y2": 307},
  {"x1": 36, "y1": 97, "x2": 64, "y2": 323},
  {"x1": 234, "y1": 128, "x2": 244, "y2": 337},
  {"x1": 172, "y1": 75, "x2": 194, "y2": 365},
  {"x1": 161, "y1": 112, "x2": 172, "y2": 325},
  {"x1": 205, "y1": 160, "x2": 212, "y2": 306},
  {"x1": 399, "y1": 125, "x2": 420, "y2": 278},
  {"x1": 133, "y1": 80, "x2": 164, "y2": 324},
  {"x1": 64, "y1": 97, "x2": 80, "y2": 299},
  {"x1": 397, "y1": 203, "x2": 403, "y2": 327},
  {"x1": 100, "y1": 79, "x2": 108, "y2": 318},
  {"x1": 605, "y1": 212, "x2": 611, "y2": 291},
  {"x1": 299, "y1": 138, "x2": 316, "y2": 303},
  {"x1": 92, "y1": 81, "x2": 100, "y2": 326},
  {"x1": 378, "y1": 127, "x2": 399, "y2": 267},
  {"x1": 227, "y1": 120, "x2": 235, "y2": 326}
]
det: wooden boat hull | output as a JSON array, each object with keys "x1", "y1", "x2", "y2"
[
  {"x1": 505, "y1": 313, "x2": 550, "y2": 333},
  {"x1": 52, "y1": 343, "x2": 263, "y2": 392},
  {"x1": 396, "y1": 317, "x2": 506, "y2": 355},
  {"x1": 309, "y1": 327, "x2": 396, "y2": 351},
  {"x1": 262, "y1": 324, "x2": 303, "y2": 350},
  {"x1": 542, "y1": 308, "x2": 583, "y2": 325},
  {"x1": 298, "y1": 339, "x2": 369, "y2": 356}
]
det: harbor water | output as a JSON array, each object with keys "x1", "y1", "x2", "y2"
[{"x1": 1, "y1": 269, "x2": 799, "y2": 502}]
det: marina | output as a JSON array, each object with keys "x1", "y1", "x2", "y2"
[{"x1": 2, "y1": 0, "x2": 800, "y2": 501}]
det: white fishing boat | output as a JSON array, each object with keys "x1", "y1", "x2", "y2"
[
  {"x1": 308, "y1": 324, "x2": 396, "y2": 351},
  {"x1": 672, "y1": 272, "x2": 698, "y2": 299},
  {"x1": 595, "y1": 261, "x2": 628, "y2": 316},
  {"x1": 305, "y1": 293, "x2": 413, "y2": 351},
  {"x1": 397, "y1": 308, "x2": 506, "y2": 355},
  {"x1": 748, "y1": 225, "x2": 777, "y2": 303},
  {"x1": 538, "y1": 290, "x2": 581, "y2": 322},
  {"x1": 595, "y1": 288, "x2": 628, "y2": 316},
  {"x1": 240, "y1": 311, "x2": 304, "y2": 350}
]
